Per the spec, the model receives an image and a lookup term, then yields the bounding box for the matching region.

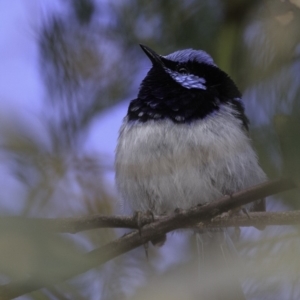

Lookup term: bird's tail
[195,230,246,300]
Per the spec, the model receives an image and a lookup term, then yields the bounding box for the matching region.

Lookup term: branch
[0,178,296,234]
[197,211,300,229]
[0,178,296,299]
[3,210,300,235]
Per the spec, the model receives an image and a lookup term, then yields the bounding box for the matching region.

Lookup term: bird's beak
[140,44,164,67]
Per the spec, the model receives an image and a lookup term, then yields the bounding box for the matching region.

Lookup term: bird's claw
[134,210,155,237]
[241,207,251,219]
[133,210,155,259]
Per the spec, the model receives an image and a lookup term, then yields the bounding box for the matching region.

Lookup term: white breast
[115,105,266,214]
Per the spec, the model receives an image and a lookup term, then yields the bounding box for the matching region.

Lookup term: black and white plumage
[115,45,266,299]
[116,45,265,213]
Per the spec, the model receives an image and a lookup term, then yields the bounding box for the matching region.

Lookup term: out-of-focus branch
[0,178,296,299]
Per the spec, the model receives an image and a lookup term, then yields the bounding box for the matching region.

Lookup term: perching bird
[115,45,266,299]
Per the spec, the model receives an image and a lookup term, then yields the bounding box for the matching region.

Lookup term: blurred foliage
[274,114,300,184]
[0,0,300,299]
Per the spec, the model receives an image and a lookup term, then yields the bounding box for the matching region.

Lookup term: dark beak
[139,44,164,67]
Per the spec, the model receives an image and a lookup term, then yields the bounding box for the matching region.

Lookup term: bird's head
[128,45,246,127]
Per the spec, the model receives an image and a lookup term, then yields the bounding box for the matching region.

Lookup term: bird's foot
[241,207,251,219]
[133,210,155,237]
[174,207,184,214]
[133,211,168,249]
[224,191,234,199]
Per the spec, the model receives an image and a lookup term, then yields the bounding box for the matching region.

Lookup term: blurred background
[0,0,300,299]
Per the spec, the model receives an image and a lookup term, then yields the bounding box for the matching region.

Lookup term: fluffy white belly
[115,108,266,214]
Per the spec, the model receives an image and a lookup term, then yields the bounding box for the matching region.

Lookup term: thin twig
[198,211,300,229]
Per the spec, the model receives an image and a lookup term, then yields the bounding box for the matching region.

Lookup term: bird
[115,44,267,299]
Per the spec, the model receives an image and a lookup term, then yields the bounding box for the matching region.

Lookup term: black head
[128,45,248,129]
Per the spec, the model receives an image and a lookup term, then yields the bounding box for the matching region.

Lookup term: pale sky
[0,0,126,213]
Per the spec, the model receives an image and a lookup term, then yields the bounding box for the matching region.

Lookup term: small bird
[115,45,266,299]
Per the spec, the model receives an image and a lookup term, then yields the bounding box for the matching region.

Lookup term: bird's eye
[178,67,188,74]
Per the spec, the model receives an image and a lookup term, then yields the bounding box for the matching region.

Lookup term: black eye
[177,67,188,74]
